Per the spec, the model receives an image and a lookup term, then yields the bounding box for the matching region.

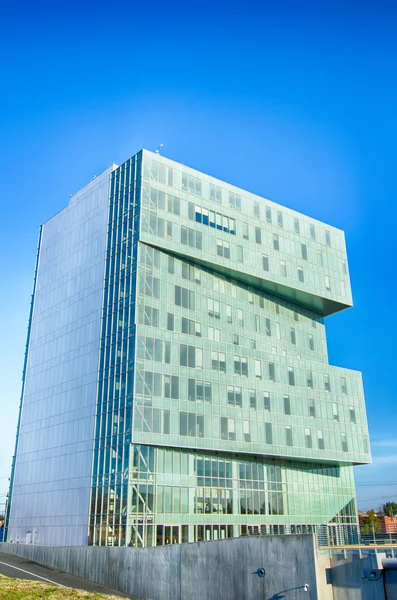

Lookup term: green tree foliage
[362,509,381,534]
[384,502,397,517]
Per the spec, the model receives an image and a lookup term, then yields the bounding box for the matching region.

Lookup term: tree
[384,502,397,517]
[362,509,381,534]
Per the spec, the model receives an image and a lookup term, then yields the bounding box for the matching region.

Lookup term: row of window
[146,188,180,215]
[140,244,323,326]
[178,167,334,247]
[189,203,236,235]
[135,369,356,419]
[135,407,350,452]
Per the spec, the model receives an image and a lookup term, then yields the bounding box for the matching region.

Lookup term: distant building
[6,150,371,547]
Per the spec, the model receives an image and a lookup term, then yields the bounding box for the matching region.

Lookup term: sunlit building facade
[6,150,370,547]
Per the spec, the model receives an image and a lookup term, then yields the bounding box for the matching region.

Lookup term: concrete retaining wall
[0,534,318,599]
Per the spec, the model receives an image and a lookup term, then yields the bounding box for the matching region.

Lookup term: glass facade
[6,149,370,548]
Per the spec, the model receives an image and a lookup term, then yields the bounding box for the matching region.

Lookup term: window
[226,305,232,323]
[325,230,331,246]
[254,359,261,379]
[310,224,316,240]
[182,262,199,282]
[265,318,271,336]
[317,430,325,450]
[301,244,307,260]
[332,403,339,422]
[221,417,236,441]
[284,395,291,415]
[265,422,273,444]
[263,255,269,271]
[181,226,202,249]
[307,371,313,389]
[243,421,251,442]
[227,386,242,407]
[324,374,331,392]
[288,367,295,386]
[197,380,212,402]
[182,173,202,196]
[264,392,271,411]
[308,335,314,351]
[305,428,312,449]
[229,192,241,211]
[341,377,347,395]
[266,206,272,223]
[342,260,348,275]
[175,285,195,310]
[298,267,304,283]
[280,260,287,277]
[243,223,249,240]
[208,326,221,341]
[349,406,356,424]
[249,390,257,409]
[237,245,244,262]
[269,362,276,382]
[138,305,159,327]
[182,317,201,337]
[325,275,331,291]
[198,210,234,234]
[212,351,226,372]
[285,426,293,446]
[137,337,171,363]
[168,256,175,274]
[273,234,279,251]
[308,398,315,418]
[233,333,239,345]
[277,211,283,227]
[180,344,200,368]
[140,274,160,298]
[208,298,220,319]
[180,412,204,437]
[167,194,180,215]
[164,375,179,399]
[217,240,230,258]
[254,201,260,218]
[294,218,300,234]
[341,433,348,452]
[167,313,174,331]
[290,328,296,345]
[210,183,222,203]
[234,355,248,376]
[255,227,262,244]
[317,251,323,267]
[238,308,244,327]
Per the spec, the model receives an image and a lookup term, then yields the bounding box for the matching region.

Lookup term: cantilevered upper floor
[133,150,352,316]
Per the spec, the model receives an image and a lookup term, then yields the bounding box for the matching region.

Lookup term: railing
[316,523,397,547]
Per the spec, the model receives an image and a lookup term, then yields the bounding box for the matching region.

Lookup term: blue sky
[0,0,396,511]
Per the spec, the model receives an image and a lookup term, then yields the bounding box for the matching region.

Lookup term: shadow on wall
[330,553,386,600]
[267,584,310,599]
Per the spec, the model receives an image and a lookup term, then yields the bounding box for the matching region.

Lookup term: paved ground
[0,552,138,598]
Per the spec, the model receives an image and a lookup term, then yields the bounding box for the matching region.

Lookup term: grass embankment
[0,577,124,600]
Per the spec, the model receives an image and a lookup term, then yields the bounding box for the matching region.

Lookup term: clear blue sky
[0,0,396,511]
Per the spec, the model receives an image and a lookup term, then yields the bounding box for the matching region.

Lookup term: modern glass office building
[5,150,370,547]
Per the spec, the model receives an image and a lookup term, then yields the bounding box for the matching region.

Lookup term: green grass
[0,577,125,599]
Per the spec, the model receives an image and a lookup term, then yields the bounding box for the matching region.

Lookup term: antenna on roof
[155,144,164,155]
